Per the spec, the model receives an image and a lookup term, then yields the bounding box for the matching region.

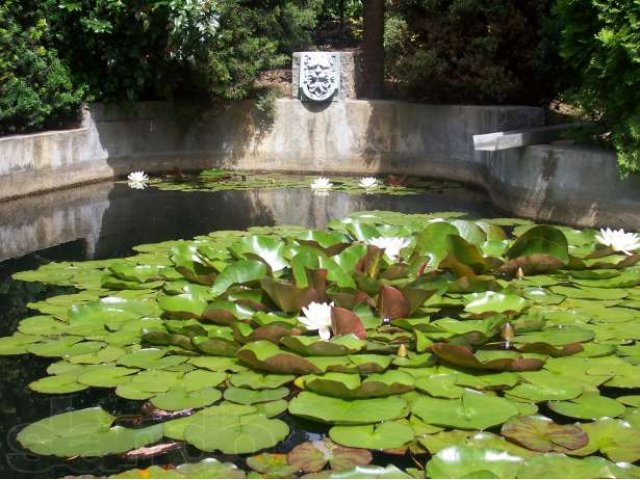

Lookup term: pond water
[3,175,640,479]
[0,178,499,478]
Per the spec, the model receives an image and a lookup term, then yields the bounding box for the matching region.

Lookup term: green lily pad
[516,453,640,479]
[77,366,141,388]
[512,325,595,346]
[288,391,409,425]
[548,393,626,420]
[506,371,585,402]
[329,421,414,450]
[111,458,246,479]
[184,413,289,454]
[503,225,569,274]
[17,407,163,457]
[287,438,372,473]
[304,371,414,399]
[426,446,524,479]
[223,386,289,405]
[229,372,294,389]
[211,259,269,297]
[572,418,640,462]
[151,387,222,411]
[246,453,298,478]
[500,415,588,452]
[281,335,365,356]
[0,333,43,355]
[158,294,207,319]
[415,374,464,399]
[464,292,528,317]
[29,373,89,394]
[411,389,519,430]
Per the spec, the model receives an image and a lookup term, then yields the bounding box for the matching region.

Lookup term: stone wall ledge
[0,100,636,229]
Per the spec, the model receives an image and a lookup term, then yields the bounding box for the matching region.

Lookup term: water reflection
[0,180,499,262]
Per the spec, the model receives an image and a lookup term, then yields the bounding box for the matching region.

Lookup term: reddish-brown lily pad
[431,343,544,372]
[377,286,410,320]
[331,307,367,339]
[501,415,589,452]
[287,438,372,473]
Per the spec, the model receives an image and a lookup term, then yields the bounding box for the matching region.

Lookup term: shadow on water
[0,179,500,477]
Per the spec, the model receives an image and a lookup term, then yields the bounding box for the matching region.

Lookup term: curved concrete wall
[0,99,637,228]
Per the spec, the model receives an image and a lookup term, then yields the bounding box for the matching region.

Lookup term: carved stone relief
[299,52,340,102]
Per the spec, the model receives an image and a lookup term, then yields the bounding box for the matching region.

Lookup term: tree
[361,0,385,98]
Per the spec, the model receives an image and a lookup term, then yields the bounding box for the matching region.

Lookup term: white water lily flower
[595,227,640,255]
[299,302,334,340]
[127,171,149,190]
[358,177,379,189]
[368,236,411,261]
[310,177,333,190]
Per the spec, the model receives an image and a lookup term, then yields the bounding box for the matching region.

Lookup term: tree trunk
[361,0,385,98]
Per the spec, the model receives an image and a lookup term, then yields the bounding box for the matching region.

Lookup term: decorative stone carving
[299,52,340,102]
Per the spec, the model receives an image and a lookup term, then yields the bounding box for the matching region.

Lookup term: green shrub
[0,1,85,135]
[48,0,320,102]
[556,0,640,174]
[385,0,561,105]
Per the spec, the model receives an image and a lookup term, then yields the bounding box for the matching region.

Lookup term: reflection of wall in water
[0,182,111,262]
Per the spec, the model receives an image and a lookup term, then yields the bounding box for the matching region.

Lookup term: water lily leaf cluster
[127,170,462,196]
[6,210,640,478]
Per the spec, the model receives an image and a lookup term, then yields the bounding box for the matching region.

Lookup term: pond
[1,173,640,479]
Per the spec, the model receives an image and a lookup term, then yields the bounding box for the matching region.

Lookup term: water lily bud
[502,322,515,349]
[516,267,525,279]
[397,344,408,357]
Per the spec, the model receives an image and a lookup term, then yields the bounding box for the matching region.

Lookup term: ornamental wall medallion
[299,52,340,102]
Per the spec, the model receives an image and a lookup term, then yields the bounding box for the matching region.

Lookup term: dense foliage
[50,0,321,101]
[0,1,85,135]
[384,0,562,105]
[555,0,640,174]
[1,0,321,134]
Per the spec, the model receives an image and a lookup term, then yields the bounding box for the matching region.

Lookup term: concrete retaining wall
[0,99,637,228]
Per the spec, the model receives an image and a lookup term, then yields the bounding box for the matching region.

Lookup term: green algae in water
[5,210,640,478]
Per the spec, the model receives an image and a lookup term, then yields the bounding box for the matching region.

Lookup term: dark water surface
[0,180,499,478]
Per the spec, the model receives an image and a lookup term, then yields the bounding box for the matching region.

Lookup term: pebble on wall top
[299,52,341,102]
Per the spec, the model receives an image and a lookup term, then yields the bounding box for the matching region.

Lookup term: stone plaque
[299,52,340,102]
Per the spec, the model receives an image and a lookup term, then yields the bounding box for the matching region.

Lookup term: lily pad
[223,386,289,405]
[17,407,163,457]
[237,341,321,374]
[426,446,524,479]
[548,393,625,420]
[288,391,409,425]
[29,373,89,394]
[229,371,294,389]
[246,453,298,478]
[281,335,365,357]
[183,413,289,454]
[329,421,414,450]
[151,387,222,411]
[411,389,519,430]
[464,292,528,317]
[287,438,373,473]
[516,453,640,479]
[500,415,588,452]
[304,371,415,399]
